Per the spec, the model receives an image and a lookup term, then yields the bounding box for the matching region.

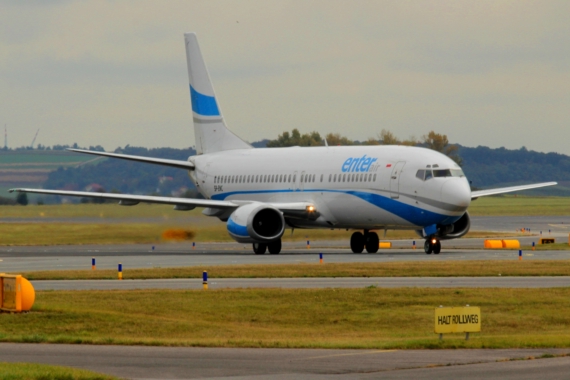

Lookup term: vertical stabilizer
[184,33,252,154]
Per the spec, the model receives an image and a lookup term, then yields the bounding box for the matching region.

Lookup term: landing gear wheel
[433,240,441,254]
[424,240,433,254]
[253,243,267,255]
[365,232,379,253]
[268,239,282,255]
[350,232,365,253]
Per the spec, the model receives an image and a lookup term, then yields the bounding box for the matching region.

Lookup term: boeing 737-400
[10,33,557,255]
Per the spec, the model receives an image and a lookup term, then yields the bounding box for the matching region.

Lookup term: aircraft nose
[441,179,471,210]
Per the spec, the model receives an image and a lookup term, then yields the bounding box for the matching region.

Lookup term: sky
[1,0,569,155]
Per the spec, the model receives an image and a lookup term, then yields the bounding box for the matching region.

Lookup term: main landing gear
[253,239,282,255]
[424,238,441,254]
[350,231,379,253]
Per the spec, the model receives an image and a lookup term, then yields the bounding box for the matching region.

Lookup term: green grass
[0,362,118,380]
[19,260,570,280]
[1,196,569,219]
[468,195,570,216]
[3,288,570,349]
[0,220,514,246]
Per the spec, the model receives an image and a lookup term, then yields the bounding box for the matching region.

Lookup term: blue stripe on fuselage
[190,85,220,116]
[212,189,461,227]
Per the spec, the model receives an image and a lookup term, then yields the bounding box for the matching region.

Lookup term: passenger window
[373,174,377,181]
[321,174,323,182]
[425,170,433,180]
[293,174,296,182]
[416,170,425,180]
[342,174,346,182]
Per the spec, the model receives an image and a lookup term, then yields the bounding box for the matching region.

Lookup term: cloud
[0,0,569,155]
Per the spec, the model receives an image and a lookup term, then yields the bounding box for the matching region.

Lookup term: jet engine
[226,203,285,243]
[436,211,471,240]
[416,212,471,240]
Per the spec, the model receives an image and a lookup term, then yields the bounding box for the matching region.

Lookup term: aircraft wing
[471,181,557,199]
[8,189,315,217]
[67,148,195,170]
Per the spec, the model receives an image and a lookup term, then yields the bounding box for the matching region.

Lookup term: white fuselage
[189,145,471,231]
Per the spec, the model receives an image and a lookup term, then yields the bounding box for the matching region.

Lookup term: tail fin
[184,33,251,155]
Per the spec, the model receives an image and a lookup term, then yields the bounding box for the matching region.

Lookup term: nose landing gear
[424,238,441,254]
[350,230,379,253]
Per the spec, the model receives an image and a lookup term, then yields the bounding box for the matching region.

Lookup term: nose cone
[441,179,471,210]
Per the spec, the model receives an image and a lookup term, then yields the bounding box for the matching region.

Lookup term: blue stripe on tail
[190,85,220,116]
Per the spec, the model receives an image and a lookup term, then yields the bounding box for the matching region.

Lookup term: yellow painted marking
[299,350,397,360]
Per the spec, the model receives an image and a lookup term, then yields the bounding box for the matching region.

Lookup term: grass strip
[20,260,570,280]
[2,196,570,218]
[0,362,118,380]
[0,222,517,246]
[3,288,570,349]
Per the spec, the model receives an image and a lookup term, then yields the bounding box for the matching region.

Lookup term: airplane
[10,33,557,255]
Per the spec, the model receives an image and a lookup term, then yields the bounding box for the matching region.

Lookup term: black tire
[268,240,282,255]
[350,232,365,253]
[433,240,441,254]
[365,232,379,253]
[424,240,433,254]
[253,243,267,255]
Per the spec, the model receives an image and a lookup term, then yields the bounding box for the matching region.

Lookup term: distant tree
[361,137,380,146]
[16,192,28,206]
[422,131,463,166]
[267,129,323,147]
[0,196,16,205]
[324,133,354,146]
[378,129,400,145]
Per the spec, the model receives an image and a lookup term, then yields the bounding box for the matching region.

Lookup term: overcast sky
[1,1,569,154]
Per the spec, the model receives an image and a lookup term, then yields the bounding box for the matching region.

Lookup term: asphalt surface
[1,239,569,272]
[0,343,569,380]
[31,276,570,291]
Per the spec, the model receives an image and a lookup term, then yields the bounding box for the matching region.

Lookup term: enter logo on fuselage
[341,155,380,173]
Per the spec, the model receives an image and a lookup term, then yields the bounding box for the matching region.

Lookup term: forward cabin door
[389,161,406,199]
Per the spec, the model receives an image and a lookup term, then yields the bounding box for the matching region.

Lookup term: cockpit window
[425,170,433,180]
[433,169,451,178]
[416,170,425,180]
[433,169,465,178]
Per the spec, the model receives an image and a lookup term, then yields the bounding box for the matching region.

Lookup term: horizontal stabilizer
[471,181,557,199]
[67,148,195,170]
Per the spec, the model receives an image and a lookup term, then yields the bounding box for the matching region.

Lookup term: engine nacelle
[416,212,471,240]
[227,203,285,243]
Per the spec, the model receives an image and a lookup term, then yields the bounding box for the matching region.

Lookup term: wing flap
[67,148,195,170]
[471,182,557,199]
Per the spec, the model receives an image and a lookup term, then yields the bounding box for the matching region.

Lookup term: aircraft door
[389,161,406,199]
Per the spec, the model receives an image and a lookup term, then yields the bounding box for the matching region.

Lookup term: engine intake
[227,203,285,243]
[437,211,470,240]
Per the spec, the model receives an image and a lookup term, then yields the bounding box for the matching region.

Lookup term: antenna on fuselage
[323,138,328,147]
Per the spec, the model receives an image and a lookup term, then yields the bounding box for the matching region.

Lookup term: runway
[31,276,570,291]
[0,343,568,379]
[0,239,569,273]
